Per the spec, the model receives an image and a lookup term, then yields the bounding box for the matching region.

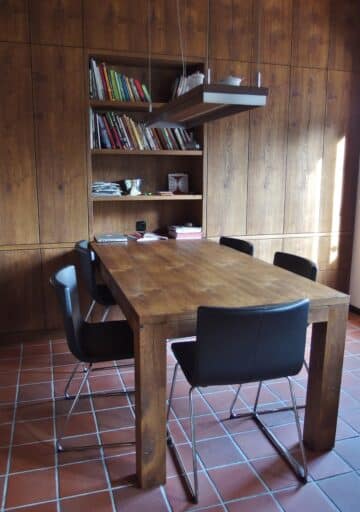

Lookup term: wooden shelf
[90,100,165,111]
[92,194,202,202]
[91,149,202,156]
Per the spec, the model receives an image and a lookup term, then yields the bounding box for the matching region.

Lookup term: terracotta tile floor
[1,313,360,511]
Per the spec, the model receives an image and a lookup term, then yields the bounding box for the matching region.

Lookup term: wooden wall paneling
[210,0,253,62]
[0,43,39,245]
[0,250,44,332]
[29,0,83,47]
[247,64,290,235]
[41,247,90,329]
[328,0,360,72]
[206,60,250,237]
[0,0,29,43]
[248,238,283,263]
[182,0,207,58]
[32,45,88,243]
[292,0,330,69]
[284,67,327,234]
[84,0,147,53]
[259,0,293,65]
[321,70,360,233]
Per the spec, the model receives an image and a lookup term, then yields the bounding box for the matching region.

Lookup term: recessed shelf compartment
[91,149,203,156]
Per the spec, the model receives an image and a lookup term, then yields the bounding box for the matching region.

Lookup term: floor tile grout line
[49,339,61,512]
[1,344,23,511]
[86,370,118,512]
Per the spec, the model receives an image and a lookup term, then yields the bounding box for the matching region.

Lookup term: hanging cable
[206,0,210,83]
[176,0,186,78]
[255,0,262,87]
[147,0,153,112]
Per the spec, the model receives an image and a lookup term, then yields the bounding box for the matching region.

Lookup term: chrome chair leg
[303,359,309,372]
[57,364,92,452]
[64,362,82,399]
[85,299,96,322]
[101,306,111,322]
[288,377,308,481]
[166,365,198,503]
[229,384,242,418]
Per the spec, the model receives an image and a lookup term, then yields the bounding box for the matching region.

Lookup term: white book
[90,58,104,100]
[169,225,202,233]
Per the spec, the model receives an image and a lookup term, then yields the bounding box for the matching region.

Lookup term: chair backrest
[219,236,254,256]
[194,299,309,387]
[273,252,317,281]
[75,240,98,299]
[50,265,86,361]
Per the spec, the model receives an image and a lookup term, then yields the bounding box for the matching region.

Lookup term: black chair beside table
[219,236,254,256]
[167,300,309,503]
[50,265,135,452]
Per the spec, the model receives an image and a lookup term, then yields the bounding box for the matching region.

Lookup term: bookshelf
[86,50,206,237]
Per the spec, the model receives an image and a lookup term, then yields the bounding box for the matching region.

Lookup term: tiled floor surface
[1,313,360,511]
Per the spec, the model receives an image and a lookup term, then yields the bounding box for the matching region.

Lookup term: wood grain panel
[84,0,147,52]
[152,0,207,58]
[247,64,290,234]
[206,60,250,237]
[321,70,360,233]
[0,250,44,332]
[30,0,83,46]
[292,0,330,68]
[260,0,292,65]
[32,45,88,243]
[0,43,39,245]
[248,238,283,263]
[0,0,29,43]
[210,0,253,62]
[284,67,327,234]
[328,0,360,72]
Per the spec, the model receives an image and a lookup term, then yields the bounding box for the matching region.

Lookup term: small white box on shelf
[168,173,189,194]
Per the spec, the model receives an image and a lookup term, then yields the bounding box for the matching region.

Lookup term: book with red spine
[106,112,122,148]
[134,79,146,101]
[102,114,116,148]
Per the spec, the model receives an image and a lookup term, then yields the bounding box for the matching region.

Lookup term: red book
[102,114,116,148]
[134,79,146,101]
[98,64,110,100]
[106,112,122,148]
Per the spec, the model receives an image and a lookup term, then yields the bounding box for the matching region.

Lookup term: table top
[93,239,349,325]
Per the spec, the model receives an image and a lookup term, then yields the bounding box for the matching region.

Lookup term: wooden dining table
[92,239,350,489]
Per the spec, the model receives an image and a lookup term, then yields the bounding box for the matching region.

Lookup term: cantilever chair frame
[50,265,135,453]
[167,301,309,503]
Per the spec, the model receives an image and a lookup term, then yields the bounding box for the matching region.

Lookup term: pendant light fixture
[147,0,268,129]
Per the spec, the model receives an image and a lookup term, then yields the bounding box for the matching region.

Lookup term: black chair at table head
[167,299,309,503]
[219,236,254,256]
[273,251,317,281]
[50,265,134,452]
[75,240,116,322]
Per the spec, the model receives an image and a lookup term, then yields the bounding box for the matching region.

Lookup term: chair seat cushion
[172,341,197,386]
[94,284,117,306]
[81,320,134,363]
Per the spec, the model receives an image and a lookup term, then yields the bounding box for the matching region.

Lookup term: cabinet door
[328,0,360,72]
[284,67,327,234]
[0,0,29,43]
[0,43,39,245]
[247,64,290,235]
[32,45,88,243]
[30,0,83,47]
[0,250,44,332]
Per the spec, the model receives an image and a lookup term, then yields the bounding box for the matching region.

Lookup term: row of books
[90,110,199,151]
[89,58,151,103]
[92,181,121,197]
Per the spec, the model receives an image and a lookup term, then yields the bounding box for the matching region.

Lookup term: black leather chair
[75,240,116,322]
[273,251,317,282]
[219,236,254,256]
[51,265,135,452]
[167,300,309,503]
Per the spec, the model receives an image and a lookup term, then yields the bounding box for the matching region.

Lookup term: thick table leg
[304,303,348,450]
[134,322,167,488]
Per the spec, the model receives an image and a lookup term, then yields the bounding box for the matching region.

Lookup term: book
[142,83,152,103]
[134,78,146,101]
[169,225,202,233]
[95,233,128,243]
[168,231,202,239]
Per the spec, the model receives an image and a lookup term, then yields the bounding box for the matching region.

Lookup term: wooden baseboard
[0,328,64,345]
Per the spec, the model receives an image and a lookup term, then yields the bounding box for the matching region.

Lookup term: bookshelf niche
[86,51,206,237]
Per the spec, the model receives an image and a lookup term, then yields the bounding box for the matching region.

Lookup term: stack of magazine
[168,225,202,239]
[92,182,121,197]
